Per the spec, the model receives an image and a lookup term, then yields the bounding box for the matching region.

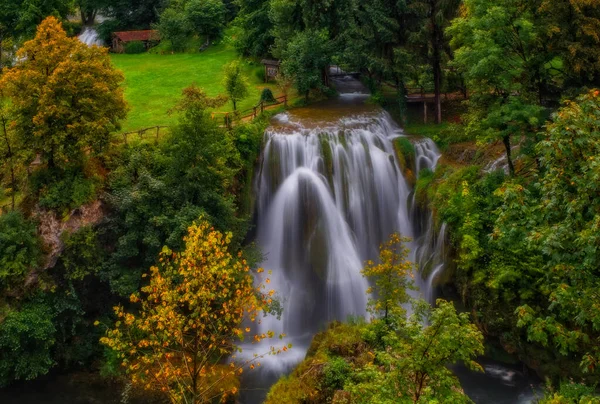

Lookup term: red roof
[113,30,159,42]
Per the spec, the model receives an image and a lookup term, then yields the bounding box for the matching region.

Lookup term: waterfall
[255,113,412,332]
[409,139,448,304]
[78,27,104,47]
[238,95,449,401]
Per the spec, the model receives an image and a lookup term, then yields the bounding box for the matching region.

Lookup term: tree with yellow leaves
[100,219,283,404]
[0,16,127,169]
[362,233,414,323]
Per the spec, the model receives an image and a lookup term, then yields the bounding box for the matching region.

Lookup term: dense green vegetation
[1,0,600,402]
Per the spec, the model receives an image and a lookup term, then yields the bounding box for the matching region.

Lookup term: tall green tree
[233,0,274,57]
[185,0,226,44]
[156,7,193,51]
[499,90,600,377]
[281,30,332,101]
[448,0,546,175]
[222,60,249,111]
[410,0,462,124]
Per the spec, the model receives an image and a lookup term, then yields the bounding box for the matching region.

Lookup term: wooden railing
[119,125,170,145]
[211,95,288,129]
[117,95,288,144]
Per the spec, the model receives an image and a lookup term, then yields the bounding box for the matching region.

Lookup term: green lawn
[111,43,278,132]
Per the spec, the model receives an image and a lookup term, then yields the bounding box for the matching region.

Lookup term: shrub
[260,88,276,104]
[0,212,42,290]
[30,167,100,213]
[322,357,351,392]
[0,301,56,387]
[124,41,146,54]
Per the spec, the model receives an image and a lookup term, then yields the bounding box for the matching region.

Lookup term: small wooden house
[112,30,159,53]
[261,59,281,82]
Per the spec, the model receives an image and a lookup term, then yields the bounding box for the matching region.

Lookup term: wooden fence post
[260,101,264,114]
[156,126,160,142]
[424,102,428,124]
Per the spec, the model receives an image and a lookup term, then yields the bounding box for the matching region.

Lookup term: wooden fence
[119,125,170,145]
[118,95,288,144]
[211,95,288,129]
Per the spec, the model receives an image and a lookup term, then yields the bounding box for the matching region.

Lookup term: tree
[500,90,600,377]
[156,7,193,51]
[185,0,226,44]
[0,212,42,292]
[448,0,546,175]
[102,86,242,297]
[222,61,249,111]
[536,0,600,89]
[347,300,484,403]
[281,30,332,101]
[101,219,281,403]
[233,0,274,57]
[100,0,166,29]
[0,300,56,387]
[0,96,22,210]
[362,233,414,323]
[409,0,462,124]
[77,0,106,25]
[0,17,128,169]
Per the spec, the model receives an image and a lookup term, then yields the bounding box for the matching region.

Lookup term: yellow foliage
[0,17,128,168]
[101,219,273,403]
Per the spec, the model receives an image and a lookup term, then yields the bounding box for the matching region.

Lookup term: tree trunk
[430,0,443,124]
[233,99,237,111]
[503,135,515,176]
[1,115,16,210]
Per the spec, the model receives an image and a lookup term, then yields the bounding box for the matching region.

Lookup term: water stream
[239,78,540,402]
[78,27,104,47]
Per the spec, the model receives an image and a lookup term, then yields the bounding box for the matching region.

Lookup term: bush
[30,167,101,213]
[0,301,56,387]
[124,41,146,54]
[0,212,42,291]
[260,88,276,104]
[322,357,351,392]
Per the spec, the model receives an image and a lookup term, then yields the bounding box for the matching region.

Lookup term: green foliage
[448,0,547,174]
[539,380,600,404]
[394,137,416,174]
[281,30,333,100]
[0,300,56,387]
[60,227,102,281]
[185,0,226,42]
[156,7,193,52]
[260,87,277,104]
[347,300,484,404]
[102,87,245,297]
[322,357,351,393]
[222,60,250,110]
[124,40,146,54]
[233,0,274,57]
[362,233,414,323]
[0,212,41,291]
[503,91,600,375]
[30,166,101,213]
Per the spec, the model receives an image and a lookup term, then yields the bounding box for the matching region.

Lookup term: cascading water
[254,110,412,334]
[238,88,451,401]
[78,27,104,47]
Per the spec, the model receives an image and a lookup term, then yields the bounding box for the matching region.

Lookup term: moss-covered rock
[265,322,367,404]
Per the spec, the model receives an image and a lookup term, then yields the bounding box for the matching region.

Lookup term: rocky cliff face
[35,200,104,271]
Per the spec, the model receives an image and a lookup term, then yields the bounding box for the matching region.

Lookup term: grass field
[110,42,279,132]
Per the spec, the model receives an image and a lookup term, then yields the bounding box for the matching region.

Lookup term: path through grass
[111,43,278,132]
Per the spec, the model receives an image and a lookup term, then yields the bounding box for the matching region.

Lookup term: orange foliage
[101,219,281,403]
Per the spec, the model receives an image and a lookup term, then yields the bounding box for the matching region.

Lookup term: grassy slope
[111,43,278,132]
